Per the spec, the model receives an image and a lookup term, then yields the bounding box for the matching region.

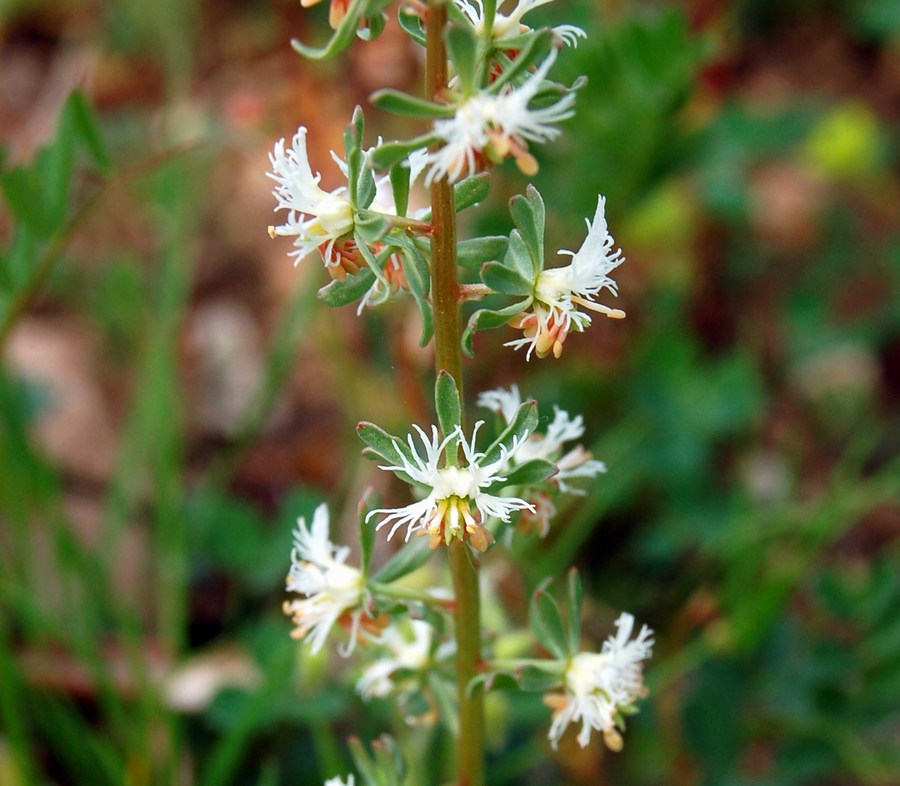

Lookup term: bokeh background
[1,0,899,784]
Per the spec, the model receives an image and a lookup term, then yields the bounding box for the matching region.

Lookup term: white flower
[324,776,354,786]
[282,504,365,655]
[455,0,586,47]
[366,422,534,551]
[356,619,434,700]
[507,195,625,360]
[425,52,575,185]
[478,386,606,494]
[268,127,354,270]
[546,613,653,750]
[476,384,523,424]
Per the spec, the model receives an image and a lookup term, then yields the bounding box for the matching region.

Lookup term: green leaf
[317,268,375,307]
[370,89,455,119]
[344,107,365,204]
[357,165,376,210]
[428,672,459,736]
[354,230,389,285]
[435,370,462,438]
[369,133,439,170]
[457,236,508,268]
[567,568,583,654]
[517,664,565,692]
[358,9,387,41]
[358,489,378,576]
[502,229,537,280]
[68,90,110,172]
[291,0,367,60]
[371,538,433,584]
[453,172,491,212]
[357,420,408,465]
[489,29,554,93]
[418,172,492,221]
[1,166,52,232]
[509,184,545,272]
[495,458,557,488]
[480,260,533,296]
[530,580,568,659]
[446,24,478,94]
[461,297,531,357]
[389,160,411,217]
[398,8,426,45]
[45,107,78,228]
[355,213,390,243]
[391,235,433,346]
[481,399,538,467]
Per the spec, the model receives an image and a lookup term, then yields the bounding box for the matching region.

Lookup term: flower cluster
[507,196,625,360]
[282,504,366,655]
[366,422,534,552]
[478,384,606,536]
[424,52,576,185]
[546,613,654,750]
[267,127,355,272]
[454,0,586,47]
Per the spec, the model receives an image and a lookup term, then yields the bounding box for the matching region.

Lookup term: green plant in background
[270,0,654,782]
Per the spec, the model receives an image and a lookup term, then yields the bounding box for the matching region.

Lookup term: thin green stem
[426,2,485,784]
[368,581,454,611]
[487,658,565,673]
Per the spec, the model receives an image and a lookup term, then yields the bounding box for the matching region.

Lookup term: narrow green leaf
[461,297,531,357]
[291,0,366,60]
[453,172,490,212]
[489,29,553,93]
[357,421,407,465]
[435,370,462,438]
[358,489,378,576]
[68,90,110,172]
[389,160,411,217]
[357,164,376,209]
[517,664,564,692]
[446,24,478,94]
[370,89,455,119]
[509,184,545,273]
[398,9,426,45]
[428,672,459,736]
[567,568,583,654]
[457,236,508,268]
[45,103,77,227]
[1,166,52,232]
[502,229,537,280]
[492,458,557,489]
[482,399,538,464]
[317,268,375,307]
[480,260,533,296]
[343,110,365,204]
[391,236,433,346]
[354,230,389,285]
[369,133,439,170]
[530,581,568,659]
[371,538,432,584]
[481,399,538,467]
[355,214,390,244]
[348,737,380,785]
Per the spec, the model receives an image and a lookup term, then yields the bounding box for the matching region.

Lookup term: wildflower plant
[271,0,653,782]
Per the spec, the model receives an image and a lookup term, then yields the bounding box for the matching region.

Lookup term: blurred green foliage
[1,0,899,784]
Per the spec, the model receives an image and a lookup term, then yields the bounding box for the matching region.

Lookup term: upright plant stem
[426,3,485,784]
